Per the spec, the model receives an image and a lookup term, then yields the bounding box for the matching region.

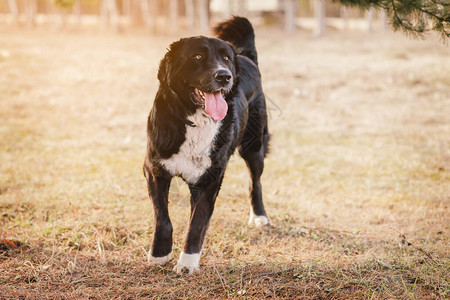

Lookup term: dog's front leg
[173,176,223,275]
[145,171,173,265]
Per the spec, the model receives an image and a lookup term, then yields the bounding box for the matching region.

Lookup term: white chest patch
[160,110,221,184]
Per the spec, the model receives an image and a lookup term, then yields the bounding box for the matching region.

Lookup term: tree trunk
[197,0,209,34]
[123,0,132,25]
[185,0,194,33]
[314,0,326,37]
[366,5,375,33]
[73,0,82,26]
[110,0,120,31]
[380,9,388,32]
[141,0,156,31]
[25,0,38,28]
[100,0,107,28]
[284,0,296,33]
[101,0,120,31]
[341,6,349,30]
[237,0,247,16]
[224,0,232,17]
[7,0,19,24]
[59,8,68,30]
[169,0,178,34]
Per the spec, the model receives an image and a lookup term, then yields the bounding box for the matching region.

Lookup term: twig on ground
[247,267,296,279]
[390,228,439,265]
[207,256,229,294]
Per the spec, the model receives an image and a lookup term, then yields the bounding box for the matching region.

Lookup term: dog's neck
[154,86,197,127]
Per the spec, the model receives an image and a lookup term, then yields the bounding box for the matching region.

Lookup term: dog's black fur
[143,17,270,274]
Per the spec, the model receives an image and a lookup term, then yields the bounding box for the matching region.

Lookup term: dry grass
[0,26,449,299]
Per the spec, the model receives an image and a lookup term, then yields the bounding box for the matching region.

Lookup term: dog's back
[215,17,269,157]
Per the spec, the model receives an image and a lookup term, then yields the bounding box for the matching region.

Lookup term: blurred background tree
[0,0,448,40]
[334,0,449,39]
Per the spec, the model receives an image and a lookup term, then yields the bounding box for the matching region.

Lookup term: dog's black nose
[215,70,232,85]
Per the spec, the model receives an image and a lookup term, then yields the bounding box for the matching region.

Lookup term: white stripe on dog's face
[173,252,201,275]
[160,109,221,184]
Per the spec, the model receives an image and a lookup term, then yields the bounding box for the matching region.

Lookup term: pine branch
[332,0,450,41]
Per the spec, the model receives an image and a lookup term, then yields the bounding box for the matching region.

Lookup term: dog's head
[158,36,236,121]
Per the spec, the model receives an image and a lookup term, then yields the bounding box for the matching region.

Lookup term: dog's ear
[157,39,186,87]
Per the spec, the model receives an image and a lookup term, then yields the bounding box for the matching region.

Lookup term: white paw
[173,252,201,275]
[148,252,172,266]
[248,210,270,227]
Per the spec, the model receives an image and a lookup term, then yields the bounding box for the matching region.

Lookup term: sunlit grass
[0,29,449,298]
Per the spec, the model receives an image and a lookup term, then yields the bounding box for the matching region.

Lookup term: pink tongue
[204,92,228,121]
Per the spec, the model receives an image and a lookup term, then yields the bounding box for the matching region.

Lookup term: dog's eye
[224,55,230,61]
[194,54,202,60]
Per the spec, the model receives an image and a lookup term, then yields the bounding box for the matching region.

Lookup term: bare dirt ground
[0,26,449,298]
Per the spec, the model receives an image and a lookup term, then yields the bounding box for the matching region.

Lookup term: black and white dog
[143,17,270,274]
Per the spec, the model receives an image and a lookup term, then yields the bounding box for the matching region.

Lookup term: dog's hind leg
[144,168,173,265]
[241,146,270,227]
[239,107,270,228]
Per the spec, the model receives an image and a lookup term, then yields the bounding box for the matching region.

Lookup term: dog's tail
[213,16,258,65]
